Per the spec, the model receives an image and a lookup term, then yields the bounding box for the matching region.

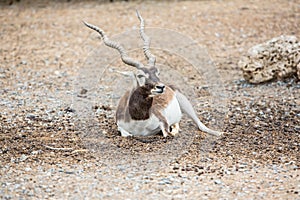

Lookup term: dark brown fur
[128,84,154,120]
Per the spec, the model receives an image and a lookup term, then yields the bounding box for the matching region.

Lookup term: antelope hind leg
[169,123,180,136]
[175,91,223,137]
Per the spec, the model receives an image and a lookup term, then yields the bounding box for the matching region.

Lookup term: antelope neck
[129,86,153,120]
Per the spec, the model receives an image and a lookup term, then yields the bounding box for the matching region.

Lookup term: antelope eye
[137,74,145,78]
[155,70,160,76]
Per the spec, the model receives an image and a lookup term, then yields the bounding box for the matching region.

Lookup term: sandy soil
[0,0,299,199]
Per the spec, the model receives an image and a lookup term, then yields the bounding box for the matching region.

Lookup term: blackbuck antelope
[84,11,223,137]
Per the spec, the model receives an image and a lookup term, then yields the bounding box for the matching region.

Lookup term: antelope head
[83,11,165,96]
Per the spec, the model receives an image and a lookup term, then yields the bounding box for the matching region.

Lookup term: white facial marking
[135,71,146,86]
[155,68,160,77]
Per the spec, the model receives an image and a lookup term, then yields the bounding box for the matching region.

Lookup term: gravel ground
[0,0,299,199]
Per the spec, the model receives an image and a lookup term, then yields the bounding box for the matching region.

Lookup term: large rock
[239,35,300,83]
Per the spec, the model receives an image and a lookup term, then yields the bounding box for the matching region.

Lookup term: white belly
[118,114,161,136]
[117,96,182,136]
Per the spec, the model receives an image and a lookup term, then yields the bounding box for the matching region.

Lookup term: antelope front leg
[152,109,172,137]
[159,122,170,137]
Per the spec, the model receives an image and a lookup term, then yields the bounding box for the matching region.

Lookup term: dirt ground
[0,0,299,199]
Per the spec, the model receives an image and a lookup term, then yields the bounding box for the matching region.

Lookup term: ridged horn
[84,21,144,69]
[136,10,156,68]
